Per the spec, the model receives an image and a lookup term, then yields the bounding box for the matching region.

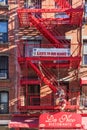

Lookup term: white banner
[33,48,70,57]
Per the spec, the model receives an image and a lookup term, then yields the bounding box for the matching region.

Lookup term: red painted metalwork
[54,0,71,8]
[20,79,41,85]
[18,104,79,111]
[28,14,63,48]
[17,0,83,111]
[28,62,57,93]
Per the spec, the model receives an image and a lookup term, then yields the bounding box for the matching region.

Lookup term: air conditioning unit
[0,73,7,79]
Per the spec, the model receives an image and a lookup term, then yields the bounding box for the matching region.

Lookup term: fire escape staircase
[28,61,58,93]
[17,0,83,110]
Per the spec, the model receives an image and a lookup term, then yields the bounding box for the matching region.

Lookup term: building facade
[0,0,87,130]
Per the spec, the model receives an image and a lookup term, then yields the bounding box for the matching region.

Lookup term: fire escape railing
[17,0,83,110]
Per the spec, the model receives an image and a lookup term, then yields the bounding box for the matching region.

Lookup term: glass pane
[1,92,8,102]
[0,0,4,2]
[55,12,69,18]
[0,0,7,3]
[25,40,40,56]
[25,45,33,56]
[83,55,87,65]
[0,56,8,69]
[83,43,87,54]
[85,6,87,12]
[0,22,7,33]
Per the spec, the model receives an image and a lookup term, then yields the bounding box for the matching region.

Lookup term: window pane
[0,56,8,79]
[0,91,9,114]
[0,0,7,4]
[85,6,87,13]
[0,56,8,69]
[83,55,87,65]
[55,12,69,18]
[1,92,8,102]
[0,21,8,43]
[25,40,41,56]
[0,22,7,33]
[83,44,87,54]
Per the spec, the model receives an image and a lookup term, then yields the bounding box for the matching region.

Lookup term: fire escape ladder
[39,63,58,88]
[53,0,83,26]
[48,26,70,46]
[28,14,63,48]
[54,0,71,9]
[28,61,57,93]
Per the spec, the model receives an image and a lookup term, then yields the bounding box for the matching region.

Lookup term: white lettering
[33,48,70,57]
[59,114,76,123]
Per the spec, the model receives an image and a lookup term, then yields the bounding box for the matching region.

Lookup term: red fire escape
[17,0,83,112]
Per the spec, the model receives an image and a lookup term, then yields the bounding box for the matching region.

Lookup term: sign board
[33,48,70,57]
[39,112,82,129]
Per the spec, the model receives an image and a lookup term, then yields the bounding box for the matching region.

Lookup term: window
[0,91,9,114]
[24,40,41,57]
[55,12,70,19]
[0,56,8,79]
[55,3,70,19]
[0,0,7,5]
[27,85,40,106]
[83,41,87,65]
[80,85,87,107]
[24,0,41,8]
[24,0,41,17]
[85,0,87,18]
[0,21,8,43]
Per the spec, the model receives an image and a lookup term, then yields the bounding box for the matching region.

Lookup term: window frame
[0,56,9,79]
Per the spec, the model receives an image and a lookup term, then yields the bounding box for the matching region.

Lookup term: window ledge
[0,5,9,9]
[0,79,11,82]
[0,43,9,47]
[80,65,87,68]
[0,113,11,116]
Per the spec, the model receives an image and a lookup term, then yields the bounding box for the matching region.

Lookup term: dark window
[0,21,8,43]
[85,0,87,17]
[83,41,87,65]
[27,85,40,106]
[0,56,8,79]
[0,91,9,114]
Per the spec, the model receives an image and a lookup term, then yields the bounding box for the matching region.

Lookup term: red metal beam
[39,63,70,68]
[18,105,60,110]
[28,14,63,48]
[17,8,83,13]
[20,79,41,85]
[18,56,81,62]
[18,105,79,110]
